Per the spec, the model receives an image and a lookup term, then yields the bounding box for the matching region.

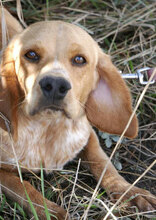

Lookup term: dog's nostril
[59,86,66,94]
[44,83,53,91]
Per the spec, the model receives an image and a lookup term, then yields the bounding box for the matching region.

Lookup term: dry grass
[0,0,156,219]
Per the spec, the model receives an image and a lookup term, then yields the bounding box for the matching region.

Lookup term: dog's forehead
[23,21,93,40]
[20,21,97,52]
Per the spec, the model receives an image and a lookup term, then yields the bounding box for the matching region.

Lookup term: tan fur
[0,8,155,219]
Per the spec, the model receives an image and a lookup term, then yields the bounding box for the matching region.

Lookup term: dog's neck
[1,109,91,173]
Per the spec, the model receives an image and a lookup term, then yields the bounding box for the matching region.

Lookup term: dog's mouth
[29,103,70,118]
[46,104,64,112]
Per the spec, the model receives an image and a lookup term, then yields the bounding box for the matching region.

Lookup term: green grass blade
[16,203,27,219]
[23,185,39,220]
[13,202,17,220]
[40,163,51,220]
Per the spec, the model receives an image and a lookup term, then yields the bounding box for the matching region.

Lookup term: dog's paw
[36,199,69,220]
[109,184,156,212]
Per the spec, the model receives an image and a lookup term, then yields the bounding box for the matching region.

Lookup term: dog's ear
[0,43,24,138]
[0,7,24,138]
[85,50,138,138]
[0,7,23,49]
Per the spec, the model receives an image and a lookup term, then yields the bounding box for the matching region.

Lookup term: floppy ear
[85,51,138,138]
[0,43,24,138]
[0,7,23,49]
[0,8,24,138]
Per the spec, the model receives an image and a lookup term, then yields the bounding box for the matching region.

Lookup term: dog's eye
[24,51,40,62]
[72,55,86,66]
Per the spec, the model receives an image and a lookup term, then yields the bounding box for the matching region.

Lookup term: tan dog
[0,8,155,219]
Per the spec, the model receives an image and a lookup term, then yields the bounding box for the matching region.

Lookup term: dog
[0,7,155,219]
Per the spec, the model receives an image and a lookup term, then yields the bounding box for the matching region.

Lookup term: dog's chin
[29,105,71,119]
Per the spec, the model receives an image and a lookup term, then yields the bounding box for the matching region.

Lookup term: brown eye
[24,51,40,63]
[72,55,87,66]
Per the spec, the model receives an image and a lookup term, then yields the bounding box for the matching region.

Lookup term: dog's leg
[0,169,67,219]
[81,130,156,212]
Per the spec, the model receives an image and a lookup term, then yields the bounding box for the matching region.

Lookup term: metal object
[121,67,155,85]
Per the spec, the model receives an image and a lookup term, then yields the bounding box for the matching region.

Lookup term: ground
[0,0,156,219]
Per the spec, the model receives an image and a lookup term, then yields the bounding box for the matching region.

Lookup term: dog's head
[0,19,138,138]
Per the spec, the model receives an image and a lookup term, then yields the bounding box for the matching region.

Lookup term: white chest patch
[2,112,91,173]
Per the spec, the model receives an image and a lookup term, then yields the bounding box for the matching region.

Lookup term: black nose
[39,76,71,100]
